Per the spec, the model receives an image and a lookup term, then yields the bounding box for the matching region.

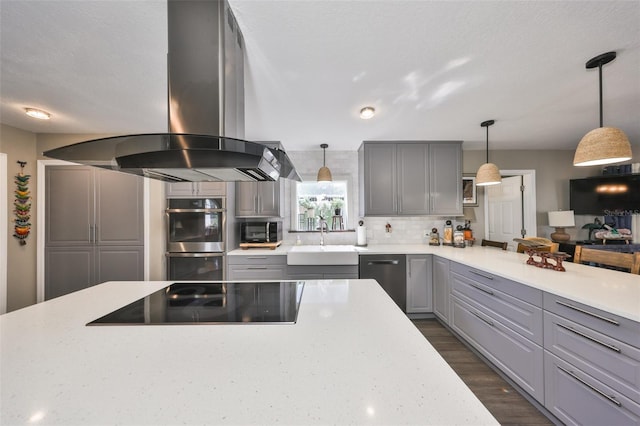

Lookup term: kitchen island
[0,279,499,425]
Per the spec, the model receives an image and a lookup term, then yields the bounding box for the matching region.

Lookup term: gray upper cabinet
[235,181,283,217]
[359,141,462,216]
[361,143,397,215]
[166,181,226,198]
[429,143,462,215]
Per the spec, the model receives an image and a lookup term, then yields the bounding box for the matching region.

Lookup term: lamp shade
[463,207,477,222]
[317,166,332,181]
[573,127,632,166]
[476,163,501,186]
[317,143,332,182]
[548,210,575,227]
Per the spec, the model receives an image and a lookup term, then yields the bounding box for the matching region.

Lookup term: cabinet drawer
[451,271,543,345]
[544,351,640,426]
[227,265,286,281]
[227,255,287,266]
[544,311,640,404]
[450,262,542,307]
[450,295,544,403]
[544,293,640,349]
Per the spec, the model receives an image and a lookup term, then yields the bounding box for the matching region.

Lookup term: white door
[487,175,523,251]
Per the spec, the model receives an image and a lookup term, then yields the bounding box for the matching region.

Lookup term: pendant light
[317,143,332,181]
[476,120,501,186]
[574,51,632,167]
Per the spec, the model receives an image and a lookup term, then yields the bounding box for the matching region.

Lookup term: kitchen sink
[287,245,359,265]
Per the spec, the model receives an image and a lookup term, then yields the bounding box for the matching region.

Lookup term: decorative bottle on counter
[443,220,453,246]
[454,229,465,248]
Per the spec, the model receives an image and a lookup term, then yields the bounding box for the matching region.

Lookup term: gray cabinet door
[406,255,433,313]
[235,181,282,217]
[397,144,429,215]
[45,166,144,300]
[166,182,226,197]
[362,143,397,215]
[95,169,144,245]
[45,247,93,299]
[257,181,281,217]
[429,143,462,215]
[433,256,450,322]
[95,246,145,283]
[165,182,195,197]
[46,166,94,246]
[235,181,258,216]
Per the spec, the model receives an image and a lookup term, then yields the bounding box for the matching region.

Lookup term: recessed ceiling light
[25,108,51,120]
[359,106,375,119]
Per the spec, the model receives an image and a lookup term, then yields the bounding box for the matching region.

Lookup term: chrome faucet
[319,216,329,246]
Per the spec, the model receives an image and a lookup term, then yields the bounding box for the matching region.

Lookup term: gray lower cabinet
[544,351,640,425]
[287,265,358,280]
[406,255,432,313]
[166,181,226,197]
[449,262,544,403]
[432,256,450,322]
[543,293,640,424]
[226,255,287,281]
[235,181,282,217]
[45,166,144,300]
[358,141,462,216]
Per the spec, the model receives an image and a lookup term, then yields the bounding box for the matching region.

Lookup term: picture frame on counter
[462,175,478,206]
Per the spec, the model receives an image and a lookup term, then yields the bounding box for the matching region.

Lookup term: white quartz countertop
[229,244,640,322]
[0,279,498,426]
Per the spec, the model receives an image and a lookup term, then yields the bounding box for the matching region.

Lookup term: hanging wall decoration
[13,161,31,245]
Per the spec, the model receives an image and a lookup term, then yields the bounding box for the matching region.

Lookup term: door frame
[0,153,7,314]
[484,169,537,245]
[37,160,150,303]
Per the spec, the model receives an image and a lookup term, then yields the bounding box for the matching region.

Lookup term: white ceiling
[1,0,639,153]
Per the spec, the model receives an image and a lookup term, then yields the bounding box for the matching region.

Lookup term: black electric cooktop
[87,281,304,325]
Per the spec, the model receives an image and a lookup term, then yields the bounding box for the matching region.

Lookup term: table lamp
[548,210,575,243]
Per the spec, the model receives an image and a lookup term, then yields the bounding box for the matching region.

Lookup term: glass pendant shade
[317,144,332,181]
[574,51,633,167]
[476,163,502,186]
[574,127,632,166]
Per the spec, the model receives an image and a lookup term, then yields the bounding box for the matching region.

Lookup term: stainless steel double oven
[166,198,226,280]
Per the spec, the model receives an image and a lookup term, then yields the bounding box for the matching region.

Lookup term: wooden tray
[239,241,282,250]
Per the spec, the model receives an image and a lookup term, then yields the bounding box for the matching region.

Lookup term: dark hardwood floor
[412,319,554,426]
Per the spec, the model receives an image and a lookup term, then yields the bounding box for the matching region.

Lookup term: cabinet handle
[247,256,267,260]
[469,270,494,280]
[471,310,494,327]
[468,282,494,296]
[367,260,399,265]
[555,300,620,326]
[557,323,621,353]
[247,266,267,270]
[557,365,622,407]
[94,225,98,243]
[89,224,93,243]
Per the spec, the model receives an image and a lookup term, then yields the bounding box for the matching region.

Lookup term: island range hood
[44,0,300,182]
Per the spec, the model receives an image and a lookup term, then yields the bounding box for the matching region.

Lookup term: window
[294,180,348,231]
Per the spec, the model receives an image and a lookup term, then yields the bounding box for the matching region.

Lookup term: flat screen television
[570,174,640,215]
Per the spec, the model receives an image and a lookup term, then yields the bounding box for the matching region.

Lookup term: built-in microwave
[240,222,282,243]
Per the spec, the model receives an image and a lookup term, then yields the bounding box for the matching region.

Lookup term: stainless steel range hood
[44,0,300,182]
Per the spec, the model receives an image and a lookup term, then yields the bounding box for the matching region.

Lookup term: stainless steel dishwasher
[359,254,406,311]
